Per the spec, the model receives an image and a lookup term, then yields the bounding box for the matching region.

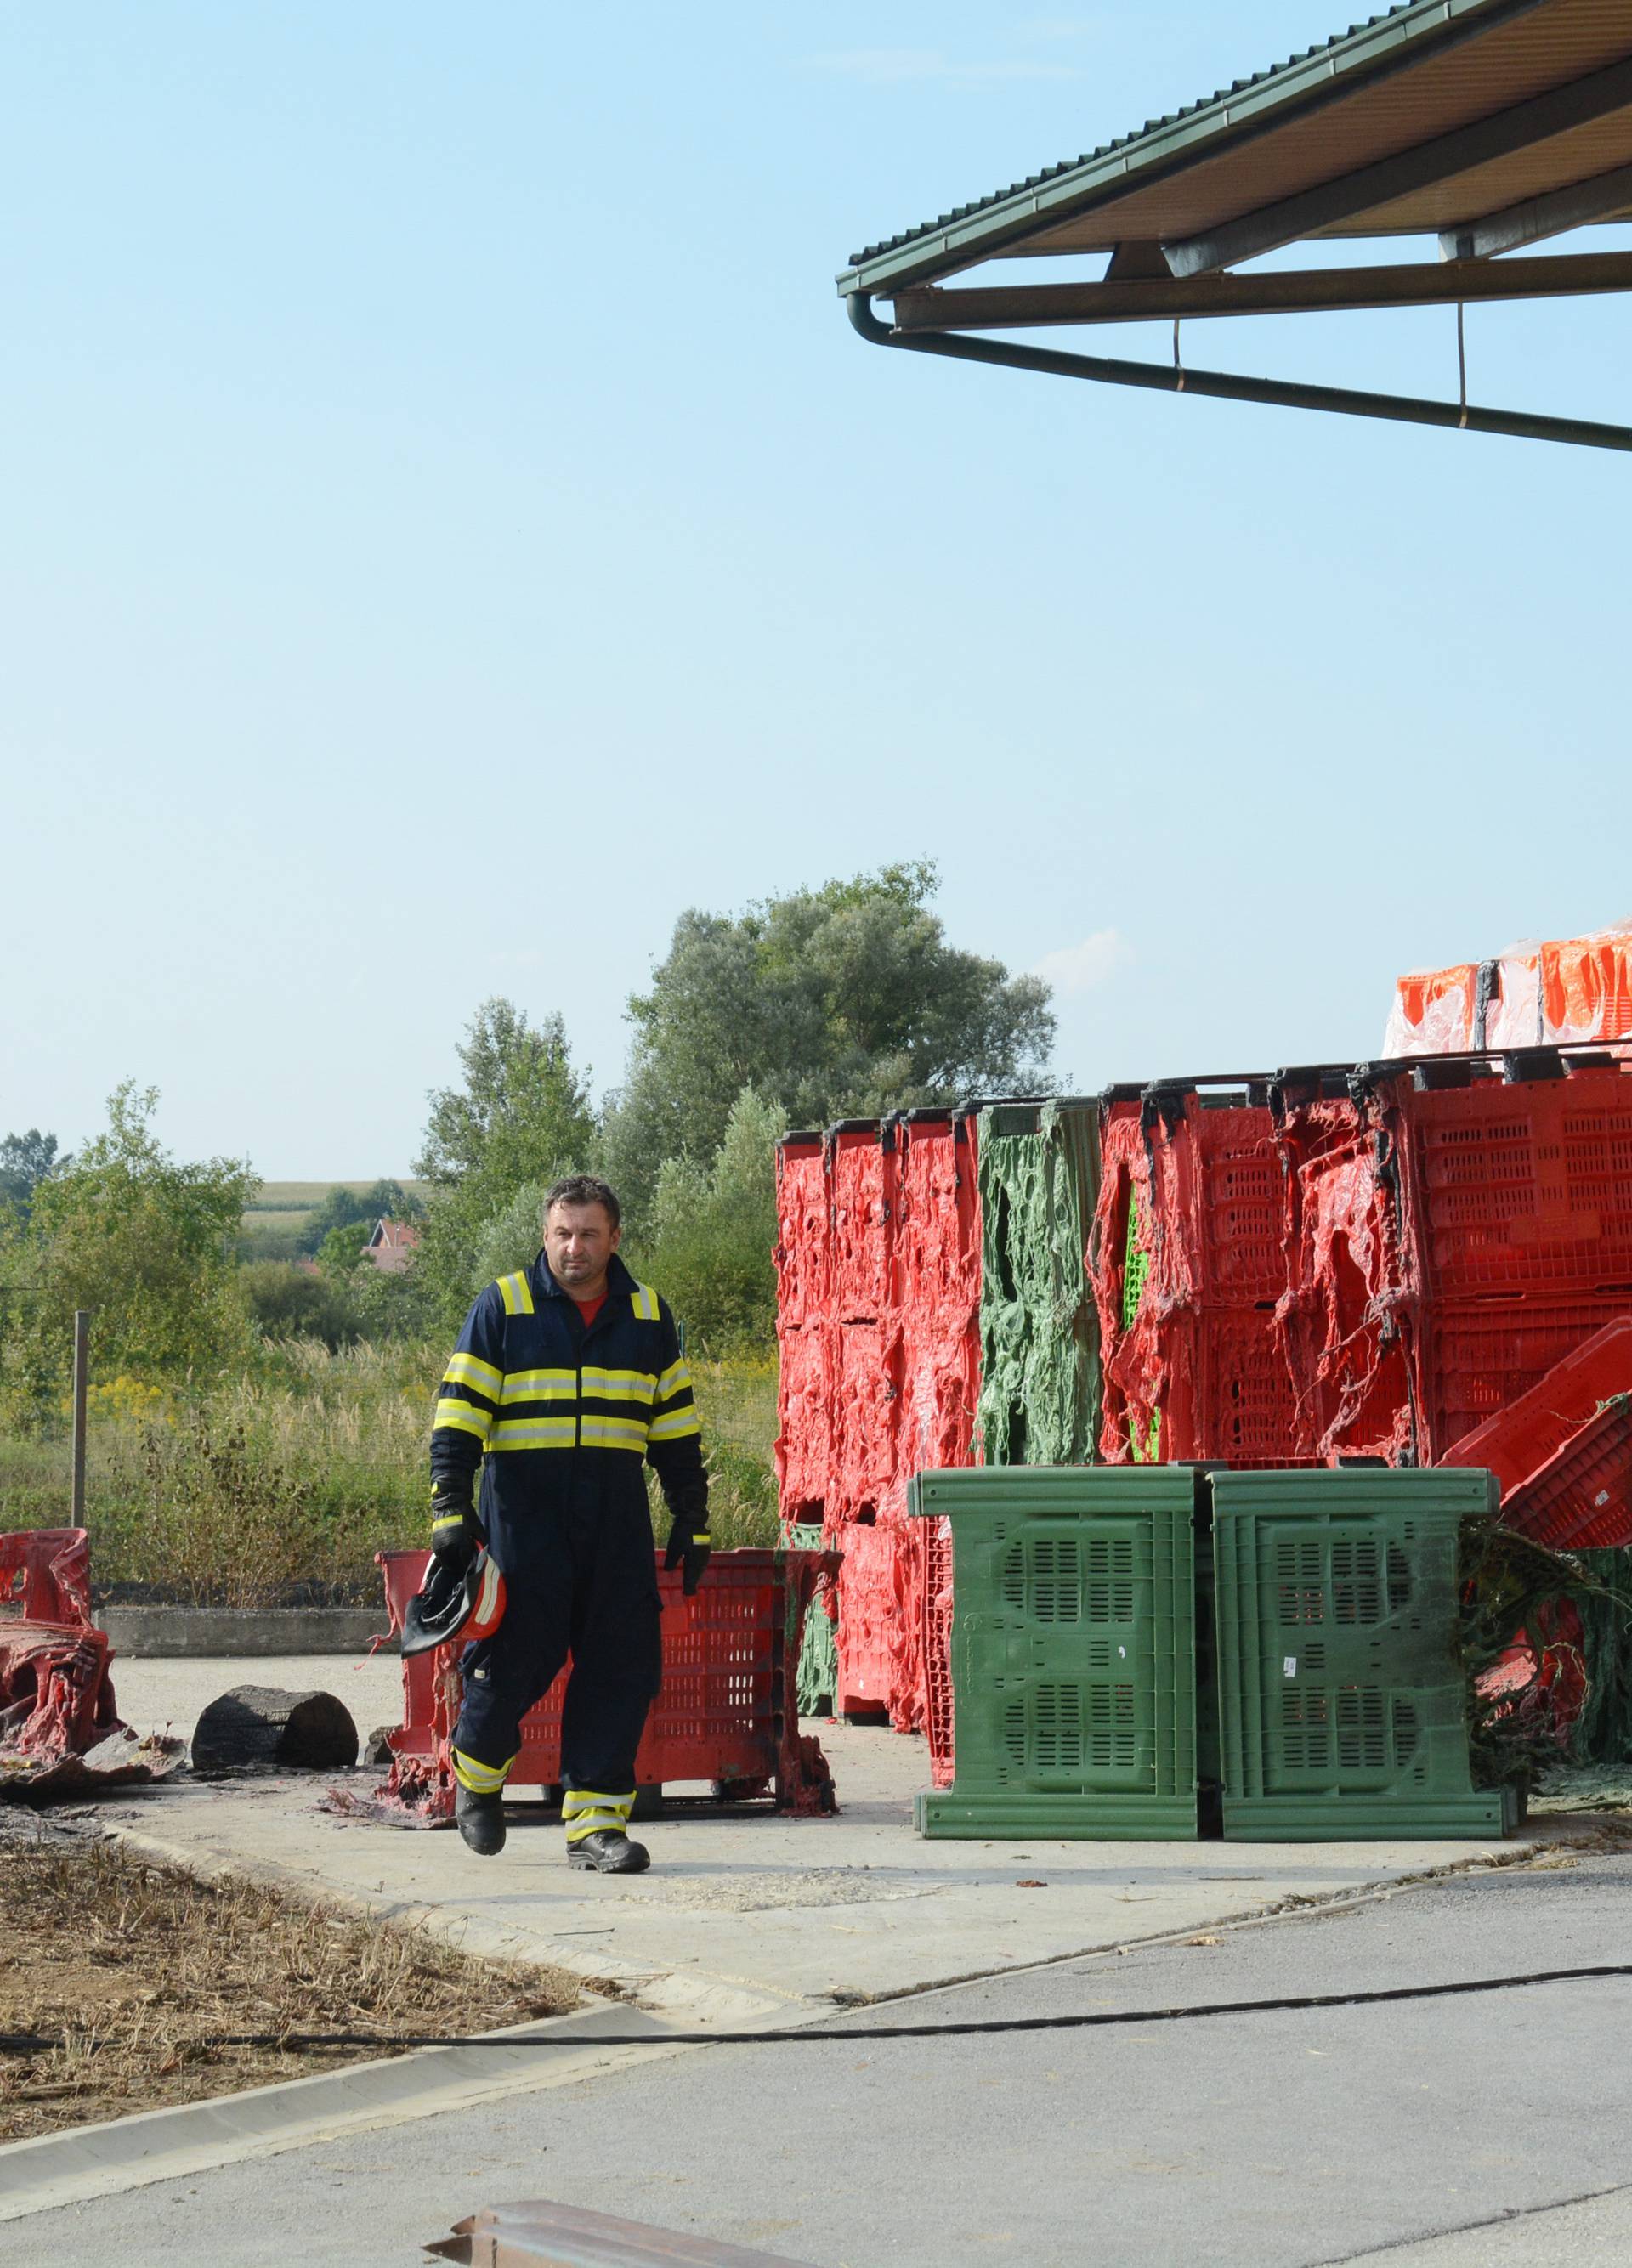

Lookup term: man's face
[544,1200,620,1288]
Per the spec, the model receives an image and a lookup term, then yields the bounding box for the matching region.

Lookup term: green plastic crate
[910,1467,1198,1839]
[787,1523,836,1717]
[1212,1469,1506,1840]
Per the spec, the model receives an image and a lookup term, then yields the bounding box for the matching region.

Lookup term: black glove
[429,1487,480,1577]
[664,1502,712,1597]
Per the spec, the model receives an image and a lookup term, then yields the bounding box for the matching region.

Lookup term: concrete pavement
[9,1850,1629,2266]
[98,1654,1549,2020]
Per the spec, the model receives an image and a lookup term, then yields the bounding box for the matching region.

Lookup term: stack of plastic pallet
[1090,1081,1305,1468]
[912,1464,1510,1841]
[772,1112,982,1734]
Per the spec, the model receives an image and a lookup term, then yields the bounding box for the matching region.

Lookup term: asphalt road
[8,1851,1631,2268]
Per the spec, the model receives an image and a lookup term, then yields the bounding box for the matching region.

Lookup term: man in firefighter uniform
[428,1174,710,1869]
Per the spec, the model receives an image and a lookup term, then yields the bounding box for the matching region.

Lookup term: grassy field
[0,1346,779,1606]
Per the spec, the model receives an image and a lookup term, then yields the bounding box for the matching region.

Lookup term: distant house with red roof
[364,1217,421,1273]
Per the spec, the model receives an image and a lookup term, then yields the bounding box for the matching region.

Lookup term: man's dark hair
[543,1174,620,1231]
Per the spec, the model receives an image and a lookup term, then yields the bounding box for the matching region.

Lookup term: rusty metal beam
[1439,157,1632,257]
[892,250,1632,330]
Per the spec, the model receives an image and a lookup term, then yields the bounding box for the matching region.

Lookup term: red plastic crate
[1437,1319,1632,1493]
[774,1134,829,1330]
[1394,1063,1632,1301]
[1413,1299,1631,1463]
[379,1548,787,1794]
[1499,1397,1632,1552]
[921,1514,955,1787]
[832,1518,898,1718]
[774,1319,833,1524]
[829,1123,894,1322]
[1100,1304,1307,1468]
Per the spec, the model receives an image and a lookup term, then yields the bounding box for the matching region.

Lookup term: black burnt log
[190,1686,359,1774]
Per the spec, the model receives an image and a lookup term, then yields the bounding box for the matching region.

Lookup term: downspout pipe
[845,289,1632,454]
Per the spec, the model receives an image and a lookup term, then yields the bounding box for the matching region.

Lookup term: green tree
[640,1088,786,1353]
[604,861,1052,1221]
[0,1084,256,1428]
[238,1261,360,1351]
[414,1000,598,1325]
[316,1219,373,1277]
[0,1129,70,1219]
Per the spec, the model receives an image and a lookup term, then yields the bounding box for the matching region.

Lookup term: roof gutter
[844,290,1632,453]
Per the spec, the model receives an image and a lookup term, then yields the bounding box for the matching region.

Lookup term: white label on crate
[1118,1645,1126,1659]
[1596,1489,1611,1507]
[1284,1656,1297,1678]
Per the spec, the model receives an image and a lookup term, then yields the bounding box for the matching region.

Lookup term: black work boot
[568,1829,649,1875]
[456,1783,506,1856]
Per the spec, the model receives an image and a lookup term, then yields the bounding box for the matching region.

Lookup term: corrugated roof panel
[841,0,1632,289]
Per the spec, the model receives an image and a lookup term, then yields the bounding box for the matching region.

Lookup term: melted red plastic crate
[830,1123,894,1321]
[773,1133,828,1331]
[1498,1397,1632,1552]
[1437,1319,1632,1492]
[1413,1299,1631,1462]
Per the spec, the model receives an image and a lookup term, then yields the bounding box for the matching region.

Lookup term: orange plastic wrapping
[1385,922,1632,1055]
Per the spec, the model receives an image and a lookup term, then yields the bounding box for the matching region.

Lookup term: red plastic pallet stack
[1091,1083,1306,1467]
[1374,1050,1632,1462]
[773,1111,980,1733]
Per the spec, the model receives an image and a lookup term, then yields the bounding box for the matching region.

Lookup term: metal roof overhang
[837,0,1632,450]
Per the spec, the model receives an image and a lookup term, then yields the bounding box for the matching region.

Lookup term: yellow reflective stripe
[655,1359,692,1401]
[647,1408,701,1441]
[499,1369,577,1402]
[581,1367,657,1402]
[489,1417,577,1449]
[432,1400,492,1443]
[430,1512,468,1534]
[451,1747,514,1793]
[496,1270,535,1316]
[444,1350,502,1398]
[630,1281,659,1321]
[562,1789,634,1839]
[579,1418,648,1450]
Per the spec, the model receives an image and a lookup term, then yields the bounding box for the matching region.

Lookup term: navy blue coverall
[428,1250,706,1843]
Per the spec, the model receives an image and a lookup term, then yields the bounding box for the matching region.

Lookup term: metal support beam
[1439,158,1632,258]
[845,290,1632,454]
[892,252,1632,330]
[1162,53,1632,277]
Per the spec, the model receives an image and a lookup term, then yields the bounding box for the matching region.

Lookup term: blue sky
[4,4,1627,1175]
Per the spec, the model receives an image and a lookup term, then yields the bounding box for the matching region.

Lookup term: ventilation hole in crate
[1033,1683,1085,1771]
[1084,1684,1137,1771]
[1278,1585,1326,1626]
[1332,1541,1384,1625]
[1335,1686,1388,1770]
[1386,1542,1413,1613]
[1392,1697,1420,1768]
[1282,1686,1330,1770]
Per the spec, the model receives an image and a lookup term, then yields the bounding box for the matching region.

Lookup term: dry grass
[0,1344,780,1603]
[0,1824,578,2141]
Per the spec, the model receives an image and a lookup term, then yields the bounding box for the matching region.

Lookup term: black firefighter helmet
[401,1550,507,1659]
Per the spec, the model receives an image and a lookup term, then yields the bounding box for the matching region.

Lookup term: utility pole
[71,1309,91,1527]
